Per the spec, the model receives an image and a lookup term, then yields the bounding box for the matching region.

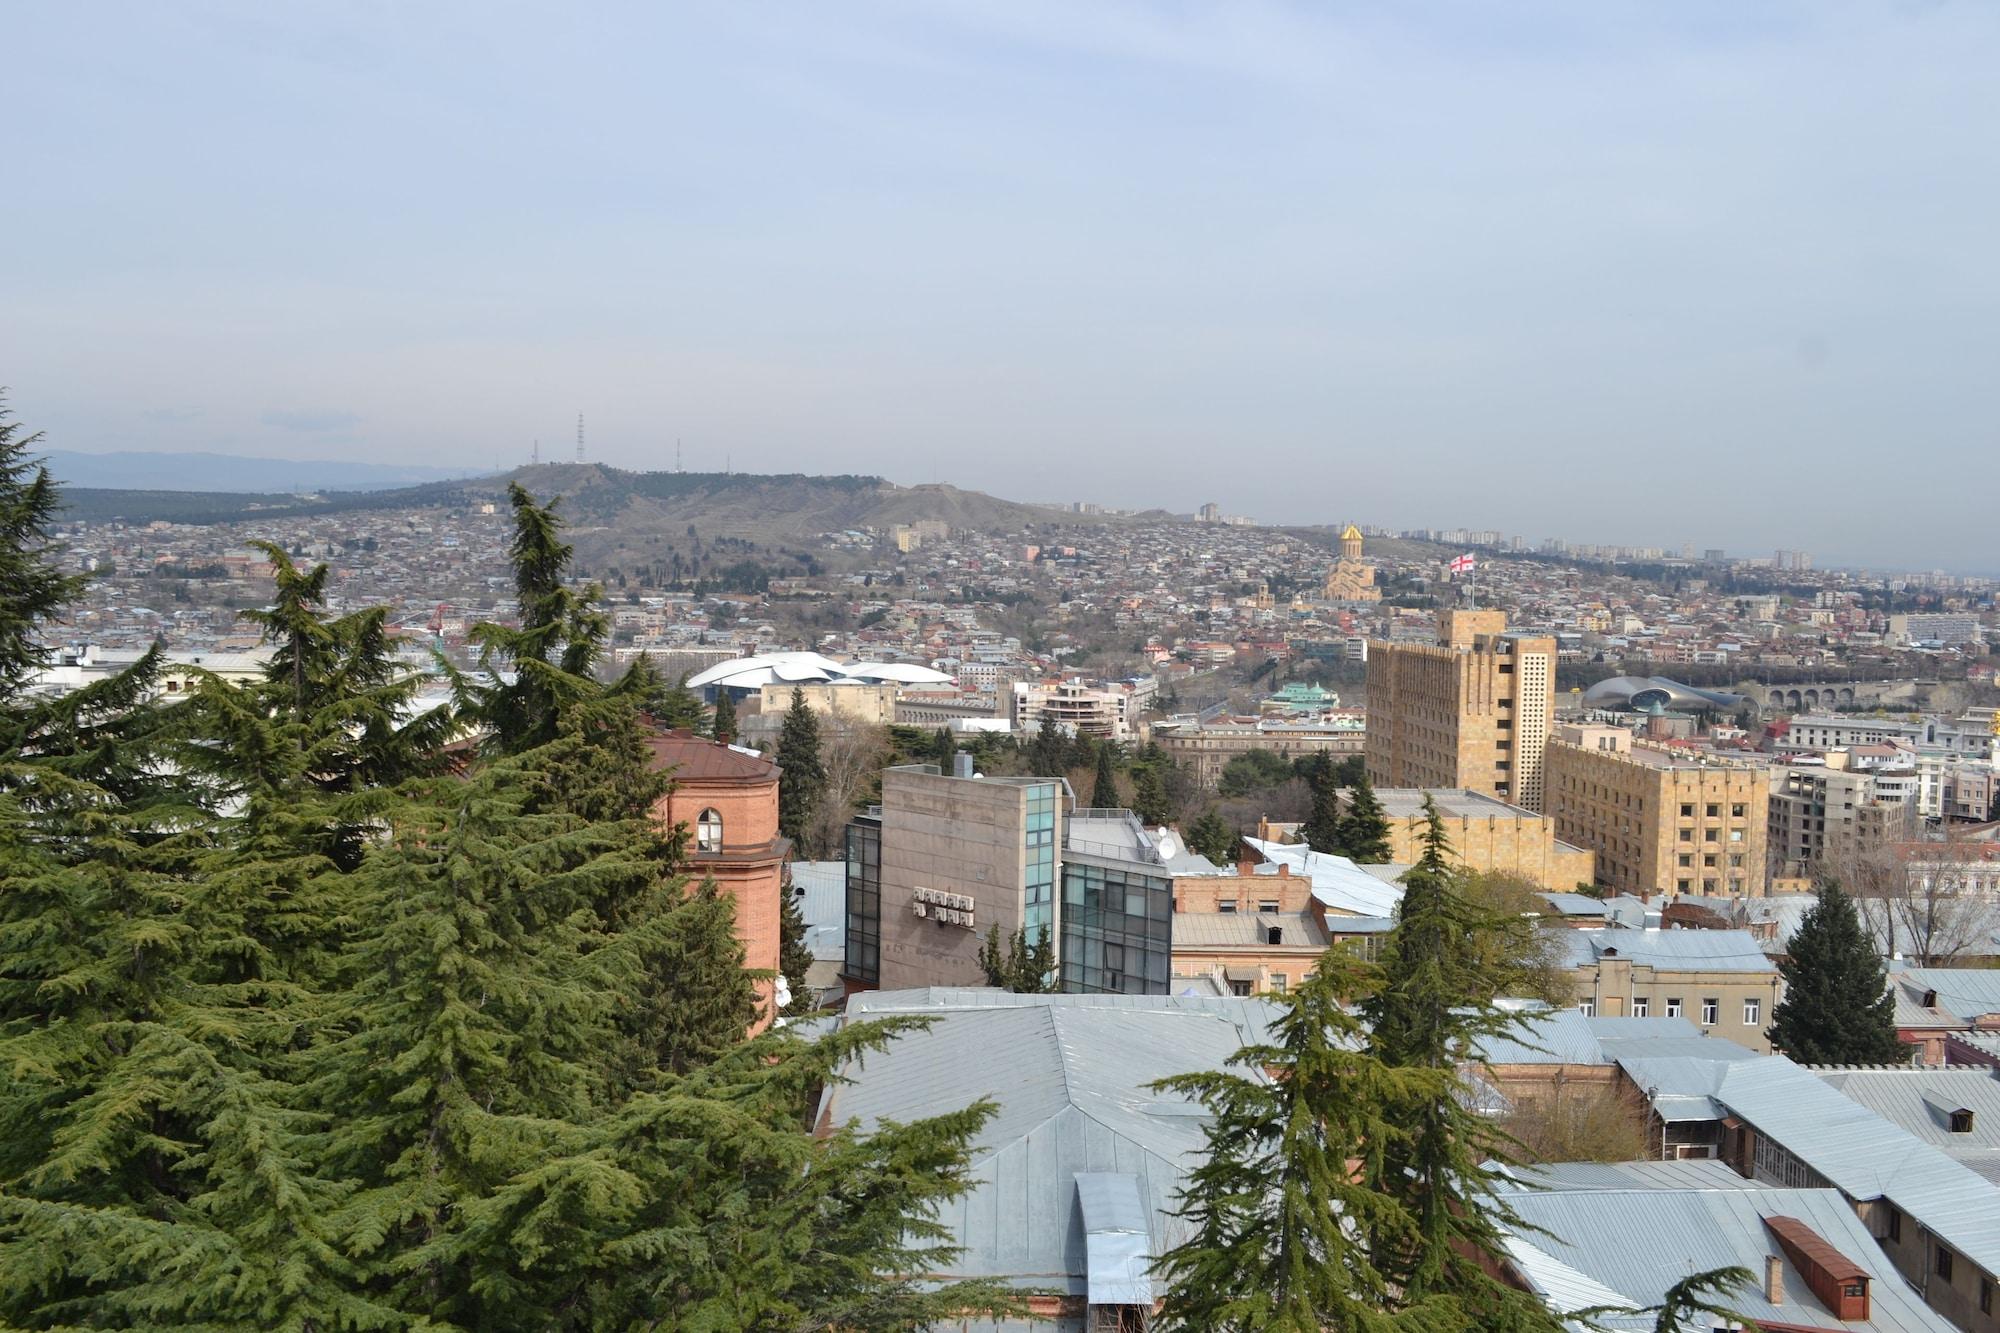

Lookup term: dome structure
[1582,675,1746,713]
[685,652,955,695]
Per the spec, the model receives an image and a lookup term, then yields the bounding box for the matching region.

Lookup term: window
[1666,998,1683,1018]
[1704,829,1719,842]
[1743,998,1761,1026]
[1679,829,1693,842]
[1676,879,1691,893]
[1731,803,1747,818]
[1679,854,1693,868]
[1218,900,1237,914]
[1701,997,1719,1026]
[1936,1246,1954,1282]
[1270,974,1288,994]
[1258,900,1280,913]
[696,808,724,853]
[1680,803,1694,818]
[1631,997,1649,1017]
[1887,1208,1902,1242]
[1950,1108,1975,1134]
[1705,803,1719,818]
[1728,829,1744,842]
[1981,1277,1992,1315]
[1579,1000,1595,1017]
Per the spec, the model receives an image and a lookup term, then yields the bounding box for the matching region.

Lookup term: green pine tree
[0,396,86,696]
[1090,742,1120,809]
[1766,877,1903,1064]
[777,686,826,857]
[932,725,956,772]
[709,686,738,744]
[1027,712,1066,775]
[450,483,609,754]
[1151,952,1458,1332]
[1301,763,1346,856]
[1129,762,1172,826]
[976,924,1056,992]
[1185,807,1238,865]
[777,883,819,1018]
[1361,799,1566,1329]
[1339,772,1394,863]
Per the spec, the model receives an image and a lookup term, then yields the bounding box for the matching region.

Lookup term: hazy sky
[6,2,1998,570]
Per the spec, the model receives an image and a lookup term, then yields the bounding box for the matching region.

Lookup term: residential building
[1768,764,1917,880]
[645,730,788,1029]
[1545,726,1770,898]
[1365,609,1556,811]
[1011,677,1152,741]
[1560,927,1783,1052]
[1339,787,1594,890]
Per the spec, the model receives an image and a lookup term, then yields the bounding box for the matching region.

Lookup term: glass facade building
[842,815,881,987]
[1059,856,1173,994]
[1023,782,1059,951]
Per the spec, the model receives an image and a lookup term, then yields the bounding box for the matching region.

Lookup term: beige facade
[1767,765,1917,880]
[1571,952,1782,1054]
[1545,728,1770,898]
[1344,787,1595,891]
[1011,679,1147,741]
[1155,718,1365,788]
[758,679,899,726]
[1364,610,1556,811]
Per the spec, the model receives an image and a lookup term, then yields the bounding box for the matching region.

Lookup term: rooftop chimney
[1763,1254,1783,1306]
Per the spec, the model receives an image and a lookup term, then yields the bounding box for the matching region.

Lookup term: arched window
[696,808,724,853]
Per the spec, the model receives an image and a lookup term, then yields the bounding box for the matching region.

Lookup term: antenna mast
[531,439,539,466]
[676,438,683,473]
[576,414,585,463]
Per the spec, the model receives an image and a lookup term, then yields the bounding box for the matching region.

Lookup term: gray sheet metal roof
[1892,966,2000,1026]
[1475,1007,1714,1067]
[1536,892,1609,917]
[821,992,1270,1295]
[1815,1068,2000,1186]
[1560,927,1777,974]
[1499,1180,1956,1332]
[1075,1172,1153,1306]
[788,859,846,962]
[1168,909,1328,950]
[1717,1056,2000,1278]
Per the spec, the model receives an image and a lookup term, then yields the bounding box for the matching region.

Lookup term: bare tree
[1841,822,2000,967]
[808,719,892,862]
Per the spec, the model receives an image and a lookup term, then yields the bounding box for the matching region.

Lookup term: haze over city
[7,0,1999,570]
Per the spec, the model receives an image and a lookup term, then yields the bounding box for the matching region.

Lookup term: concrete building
[1365,609,1556,811]
[1767,765,1917,880]
[841,762,1065,993]
[1011,678,1152,742]
[1338,787,1595,891]
[1152,714,1366,788]
[1560,927,1784,1053]
[1059,810,1210,995]
[645,730,788,1029]
[755,678,899,727]
[1545,726,1771,898]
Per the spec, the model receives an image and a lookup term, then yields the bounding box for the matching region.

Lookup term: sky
[5,2,1998,571]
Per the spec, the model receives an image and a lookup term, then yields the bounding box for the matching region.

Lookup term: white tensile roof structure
[685,651,954,691]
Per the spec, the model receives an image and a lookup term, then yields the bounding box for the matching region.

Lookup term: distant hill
[51,463,1136,559]
[42,450,479,493]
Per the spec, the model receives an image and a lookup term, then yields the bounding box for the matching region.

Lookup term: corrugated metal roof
[1816,1068,2000,1157]
[1498,1179,1957,1332]
[821,992,1271,1294]
[1717,1056,2000,1279]
[1892,967,2000,1025]
[1561,927,1776,974]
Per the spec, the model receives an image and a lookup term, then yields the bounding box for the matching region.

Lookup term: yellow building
[1341,787,1595,890]
[1364,609,1557,811]
[755,679,899,726]
[1321,524,1380,602]
[1544,724,1770,898]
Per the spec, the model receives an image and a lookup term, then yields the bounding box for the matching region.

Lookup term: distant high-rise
[1364,610,1556,811]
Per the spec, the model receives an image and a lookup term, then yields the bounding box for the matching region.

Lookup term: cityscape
[8,4,2000,1332]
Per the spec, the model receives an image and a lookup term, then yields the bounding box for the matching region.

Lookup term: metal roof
[819,993,1269,1296]
[1716,1056,2000,1279]
[1815,1068,2000,1183]
[1498,1178,1956,1332]
[1241,838,1404,917]
[1559,927,1777,974]
[1891,967,2000,1026]
[1168,910,1328,951]
[1075,1173,1153,1307]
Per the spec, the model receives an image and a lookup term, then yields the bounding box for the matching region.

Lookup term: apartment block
[1767,765,1918,880]
[1365,609,1557,811]
[1545,725,1770,898]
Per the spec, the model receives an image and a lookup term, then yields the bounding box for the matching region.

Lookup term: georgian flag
[1449,553,1475,574]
